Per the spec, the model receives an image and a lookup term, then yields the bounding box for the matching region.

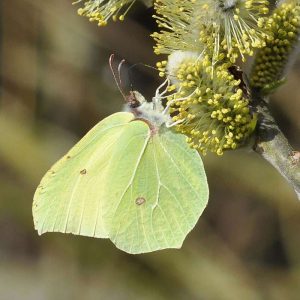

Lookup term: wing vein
[151,138,163,249]
[92,128,132,237]
[160,184,188,235]
[110,132,150,221]
[157,204,176,243]
[158,138,199,199]
[69,120,132,159]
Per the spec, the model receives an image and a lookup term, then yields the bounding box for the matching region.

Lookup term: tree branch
[253,97,300,200]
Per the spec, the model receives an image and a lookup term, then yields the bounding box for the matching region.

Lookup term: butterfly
[32,56,209,254]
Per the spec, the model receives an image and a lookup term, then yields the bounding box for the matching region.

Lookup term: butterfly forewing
[33,112,136,238]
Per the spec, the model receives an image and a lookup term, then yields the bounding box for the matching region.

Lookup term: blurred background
[1,0,300,299]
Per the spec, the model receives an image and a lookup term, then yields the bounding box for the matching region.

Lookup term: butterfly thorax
[126,90,171,133]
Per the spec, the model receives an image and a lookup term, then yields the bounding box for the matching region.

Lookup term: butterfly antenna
[109,54,127,100]
[128,62,175,79]
[117,58,126,89]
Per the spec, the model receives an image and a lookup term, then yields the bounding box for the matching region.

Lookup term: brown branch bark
[253,98,300,200]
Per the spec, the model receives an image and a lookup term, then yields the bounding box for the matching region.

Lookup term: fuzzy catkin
[75,0,137,26]
[161,52,256,155]
[250,0,300,94]
[152,0,270,64]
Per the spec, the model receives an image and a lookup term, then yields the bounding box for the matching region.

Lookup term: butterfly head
[109,54,172,130]
[125,89,171,130]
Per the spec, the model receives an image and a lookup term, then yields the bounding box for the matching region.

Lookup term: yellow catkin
[152,0,270,65]
[75,0,136,26]
[162,54,256,155]
[250,0,300,94]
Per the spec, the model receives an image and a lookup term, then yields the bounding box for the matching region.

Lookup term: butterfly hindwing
[104,127,209,254]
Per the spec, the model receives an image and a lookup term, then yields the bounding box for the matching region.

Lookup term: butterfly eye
[126,91,141,108]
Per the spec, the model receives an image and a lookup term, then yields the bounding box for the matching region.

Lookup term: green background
[1,1,300,299]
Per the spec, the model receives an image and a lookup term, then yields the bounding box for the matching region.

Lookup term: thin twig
[253,97,300,200]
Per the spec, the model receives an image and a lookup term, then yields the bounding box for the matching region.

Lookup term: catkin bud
[250,0,300,94]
